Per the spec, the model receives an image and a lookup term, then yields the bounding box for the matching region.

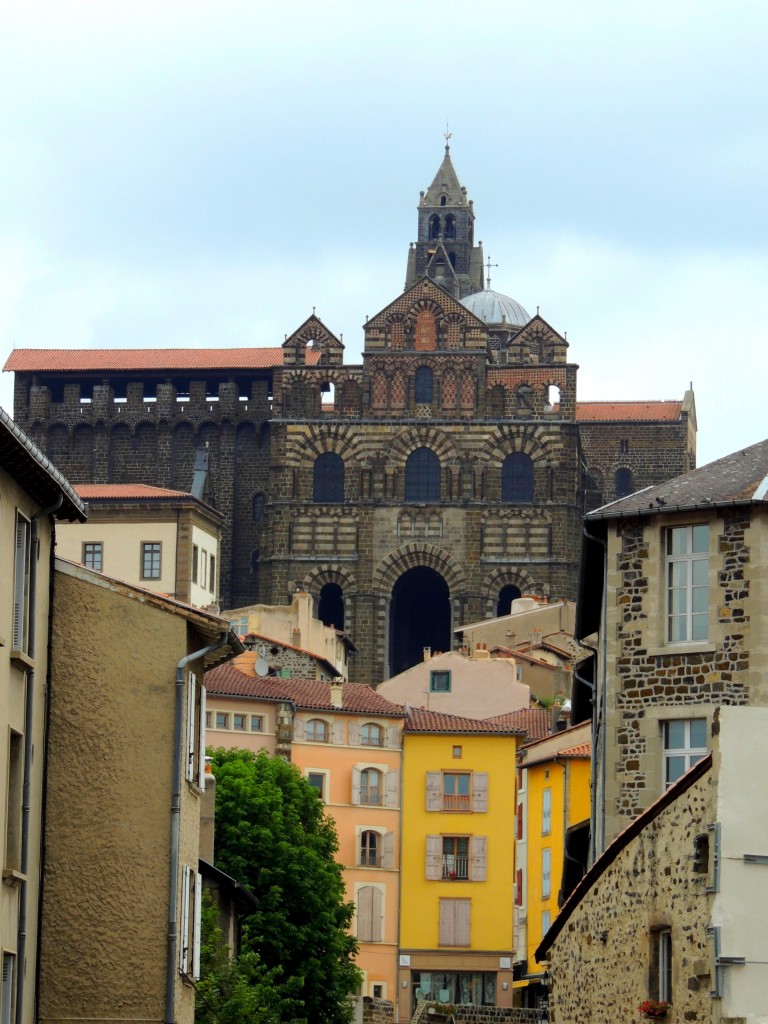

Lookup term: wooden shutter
[332,720,344,745]
[12,515,29,651]
[472,772,488,812]
[371,886,383,941]
[351,766,361,804]
[293,717,306,741]
[470,836,487,881]
[426,771,442,811]
[382,831,395,869]
[426,835,441,880]
[516,802,523,840]
[192,870,202,980]
[357,885,374,941]
[198,686,207,787]
[515,868,523,906]
[387,724,400,748]
[385,770,399,807]
[179,865,191,972]
[348,721,359,745]
[185,674,197,783]
[455,898,471,945]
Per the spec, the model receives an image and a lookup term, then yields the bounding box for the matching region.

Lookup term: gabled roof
[0,407,86,521]
[74,483,221,516]
[404,707,525,735]
[3,347,285,373]
[205,665,406,717]
[574,400,683,422]
[365,276,487,331]
[587,437,768,522]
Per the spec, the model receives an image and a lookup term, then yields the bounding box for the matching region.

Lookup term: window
[542,848,551,899]
[414,366,434,403]
[542,788,552,835]
[360,723,384,747]
[2,953,16,1024]
[360,768,382,805]
[185,672,205,788]
[666,525,708,642]
[439,898,470,946]
[209,555,216,593]
[179,864,202,979]
[501,452,534,502]
[442,772,470,811]
[442,836,469,879]
[360,830,380,867]
[141,542,162,580]
[4,731,23,871]
[12,513,31,652]
[307,772,325,799]
[250,715,264,732]
[650,927,672,1002]
[542,910,551,934]
[313,452,345,503]
[430,670,451,693]
[82,542,103,571]
[233,713,247,732]
[252,492,266,522]
[405,447,441,503]
[411,970,495,1008]
[452,745,462,759]
[663,719,707,786]
[356,885,383,942]
[215,712,229,730]
[199,550,207,590]
[306,719,329,743]
[192,545,199,583]
[615,468,634,498]
[426,771,488,813]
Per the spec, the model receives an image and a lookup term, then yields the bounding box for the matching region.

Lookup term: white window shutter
[357,886,373,941]
[12,516,29,651]
[198,686,207,788]
[385,770,399,807]
[332,720,344,745]
[456,898,471,945]
[387,724,399,748]
[348,721,359,745]
[425,835,441,880]
[426,771,442,811]
[293,717,305,741]
[470,836,488,881]
[438,898,453,945]
[351,766,361,804]
[372,886,383,942]
[192,870,202,980]
[185,674,197,783]
[383,831,395,869]
[179,865,191,973]
[472,772,488,812]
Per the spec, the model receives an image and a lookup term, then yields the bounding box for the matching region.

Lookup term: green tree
[210,748,360,1024]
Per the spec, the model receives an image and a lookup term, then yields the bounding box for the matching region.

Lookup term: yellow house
[515,721,590,1007]
[204,665,406,1002]
[398,708,523,1021]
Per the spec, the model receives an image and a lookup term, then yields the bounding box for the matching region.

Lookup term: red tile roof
[205,665,406,716]
[485,708,552,740]
[4,348,285,373]
[75,483,194,500]
[573,401,683,422]
[404,707,525,735]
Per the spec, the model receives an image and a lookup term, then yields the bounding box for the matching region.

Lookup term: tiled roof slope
[404,707,525,735]
[4,348,286,372]
[588,437,768,520]
[205,665,406,716]
[574,401,683,421]
[75,483,196,500]
[485,708,552,741]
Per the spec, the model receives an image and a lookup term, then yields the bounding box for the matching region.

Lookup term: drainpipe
[581,523,607,866]
[16,493,62,1024]
[165,632,230,1024]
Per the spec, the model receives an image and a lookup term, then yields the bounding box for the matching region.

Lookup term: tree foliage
[209,748,360,1024]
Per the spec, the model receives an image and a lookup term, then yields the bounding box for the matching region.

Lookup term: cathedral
[5,147,696,683]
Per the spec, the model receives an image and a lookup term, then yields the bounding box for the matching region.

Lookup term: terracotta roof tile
[4,348,285,373]
[485,708,552,740]
[573,401,683,422]
[75,483,195,500]
[404,707,525,735]
[205,666,405,716]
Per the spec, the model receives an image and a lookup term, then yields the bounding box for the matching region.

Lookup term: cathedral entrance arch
[389,567,451,676]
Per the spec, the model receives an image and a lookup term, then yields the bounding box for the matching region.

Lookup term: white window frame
[663,719,707,787]
[141,541,162,580]
[250,714,265,732]
[82,541,103,571]
[305,768,330,801]
[666,524,708,644]
[542,787,552,835]
[179,864,202,979]
[232,712,247,732]
[185,672,205,787]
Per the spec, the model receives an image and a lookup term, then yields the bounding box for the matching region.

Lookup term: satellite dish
[255,657,269,677]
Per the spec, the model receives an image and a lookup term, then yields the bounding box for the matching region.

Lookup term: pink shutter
[472,772,488,812]
[515,868,523,906]
[426,772,442,811]
[516,802,523,840]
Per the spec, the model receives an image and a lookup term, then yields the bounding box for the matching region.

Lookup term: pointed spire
[423,141,467,207]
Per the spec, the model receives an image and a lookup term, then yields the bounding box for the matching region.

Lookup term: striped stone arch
[481,566,540,602]
[405,296,445,322]
[485,425,556,469]
[372,543,467,596]
[388,425,457,465]
[302,563,358,597]
[282,423,360,468]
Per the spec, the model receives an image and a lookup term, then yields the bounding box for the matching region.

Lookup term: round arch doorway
[389,566,451,677]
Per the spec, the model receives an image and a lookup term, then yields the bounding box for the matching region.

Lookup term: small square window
[452,745,462,759]
[141,542,162,580]
[307,772,325,799]
[430,670,451,693]
[82,542,103,571]
[215,712,229,730]
[233,713,247,731]
[250,715,264,732]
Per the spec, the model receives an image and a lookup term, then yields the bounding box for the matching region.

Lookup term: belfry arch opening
[389,566,451,677]
[318,583,344,632]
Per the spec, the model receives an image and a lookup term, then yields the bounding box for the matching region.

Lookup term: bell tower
[404,142,484,298]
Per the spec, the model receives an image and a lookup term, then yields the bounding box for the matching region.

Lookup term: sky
[1,0,766,468]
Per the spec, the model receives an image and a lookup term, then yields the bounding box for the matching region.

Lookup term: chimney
[292,627,302,648]
[330,684,343,709]
[531,628,543,648]
[423,647,432,662]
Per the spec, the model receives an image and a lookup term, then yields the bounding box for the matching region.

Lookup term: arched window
[428,215,440,240]
[497,584,522,617]
[439,195,447,207]
[405,447,441,503]
[360,830,380,867]
[306,719,329,743]
[502,452,534,503]
[318,582,344,631]
[360,723,384,748]
[615,468,634,498]
[444,214,455,239]
[313,452,344,503]
[360,768,382,805]
[414,367,434,403]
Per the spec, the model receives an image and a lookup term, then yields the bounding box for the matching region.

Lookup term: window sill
[3,868,26,887]
[10,649,35,671]
[646,643,716,657]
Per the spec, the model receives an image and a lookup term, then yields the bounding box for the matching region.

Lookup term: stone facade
[5,153,696,683]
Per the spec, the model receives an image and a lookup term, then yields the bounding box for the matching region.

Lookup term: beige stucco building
[0,409,86,1023]
[56,482,224,608]
[38,558,241,1024]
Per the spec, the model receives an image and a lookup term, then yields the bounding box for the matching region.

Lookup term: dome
[460,289,530,327]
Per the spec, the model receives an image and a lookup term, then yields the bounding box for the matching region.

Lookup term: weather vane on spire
[444,123,452,152]
[485,255,498,290]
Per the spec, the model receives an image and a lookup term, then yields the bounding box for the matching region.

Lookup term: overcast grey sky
[1,0,766,466]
